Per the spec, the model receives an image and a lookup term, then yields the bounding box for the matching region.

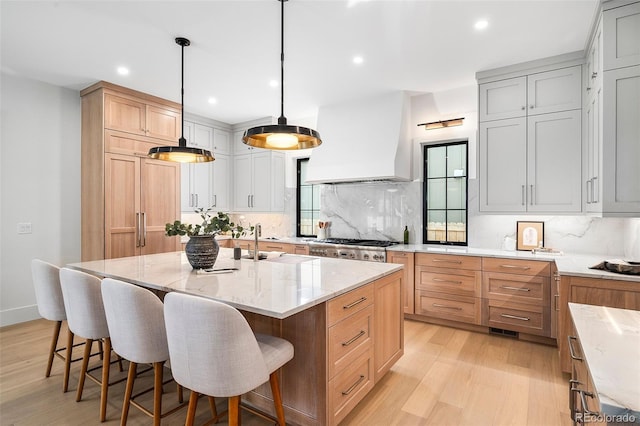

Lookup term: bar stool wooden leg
[228,395,241,426]
[177,383,184,403]
[76,339,93,402]
[63,328,74,392]
[100,337,112,422]
[47,321,62,377]
[185,391,199,426]
[153,362,164,426]
[121,361,137,426]
[269,372,286,426]
[207,396,218,420]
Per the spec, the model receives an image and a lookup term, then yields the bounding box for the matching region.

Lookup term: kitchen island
[68,248,404,426]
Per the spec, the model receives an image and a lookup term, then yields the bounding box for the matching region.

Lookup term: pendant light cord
[278,0,287,125]
[180,40,186,146]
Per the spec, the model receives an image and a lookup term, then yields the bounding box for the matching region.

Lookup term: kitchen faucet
[254,223,261,261]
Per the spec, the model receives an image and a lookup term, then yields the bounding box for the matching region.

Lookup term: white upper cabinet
[213,128,230,155]
[233,129,254,153]
[233,151,285,212]
[603,2,640,71]
[211,154,230,212]
[479,77,527,121]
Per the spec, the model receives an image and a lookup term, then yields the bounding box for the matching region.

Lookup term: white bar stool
[101,278,188,425]
[163,292,294,426]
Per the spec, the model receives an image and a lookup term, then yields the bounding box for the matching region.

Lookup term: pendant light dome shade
[149,37,214,163]
[243,0,321,150]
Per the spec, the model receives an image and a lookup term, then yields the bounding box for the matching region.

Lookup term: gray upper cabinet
[478,62,583,213]
[603,1,640,71]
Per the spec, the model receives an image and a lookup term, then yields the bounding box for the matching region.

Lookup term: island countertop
[67,248,403,319]
[569,303,640,420]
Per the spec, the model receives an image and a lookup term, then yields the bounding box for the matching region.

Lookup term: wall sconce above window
[417,117,465,130]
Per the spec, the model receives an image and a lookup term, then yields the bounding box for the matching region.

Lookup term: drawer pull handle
[343,297,367,310]
[265,245,281,249]
[578,389,597,416]
[500,313,530,321]
[567,336,583,361]
[342,330,366,347]
[433,278,462,285]
[432,303,462,311]
[432,259,462,264]
[500,286,530,292]
[499,264,531,270]
[341,375,366,396]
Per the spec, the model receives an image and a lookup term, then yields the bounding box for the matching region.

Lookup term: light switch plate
[17,223,32,234]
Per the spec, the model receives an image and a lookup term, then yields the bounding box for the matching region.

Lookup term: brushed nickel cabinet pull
[586,179,592,204]
[343,297,367,310]
[141,212,147,247]
[432,303,462,311]
[567,336,583,361]
[432,259,462,264]
[433,278,462,285]
[522,185,525,206]
[500,285,530,292]
[212,194,217,207]
[342,330,366,347]
[247,195,251,208]
[554,294,560,311]
[341,375,365,396]
[592,176,598,203]
[499,264,531,270]
[136,212,141,247]
[266,245,282,250]
[579,389,597,416]
[530,184,534,205]
[500,313,529,321]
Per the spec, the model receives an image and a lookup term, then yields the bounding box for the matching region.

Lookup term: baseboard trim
[0,304,40,327]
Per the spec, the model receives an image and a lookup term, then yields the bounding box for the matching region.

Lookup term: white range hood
[306,91,412,184]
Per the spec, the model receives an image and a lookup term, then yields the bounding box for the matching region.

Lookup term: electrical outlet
[17,223,32,234]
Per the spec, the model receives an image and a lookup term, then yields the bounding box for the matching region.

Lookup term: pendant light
[149,37,214,163]
[243,0,322,150]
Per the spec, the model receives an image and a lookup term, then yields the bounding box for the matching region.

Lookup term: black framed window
[423,141,468,245]
[297,158,320,237]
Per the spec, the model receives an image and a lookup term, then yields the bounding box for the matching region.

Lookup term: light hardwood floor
[0,318,572,425]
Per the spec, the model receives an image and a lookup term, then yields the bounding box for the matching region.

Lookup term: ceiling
[1,0,599,125]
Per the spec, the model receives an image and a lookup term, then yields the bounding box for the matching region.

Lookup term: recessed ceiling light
[269,79,279,87]
[353,56,364,65]
[208,97,217,105]
[117,66,129,76]
[474,20,489,30]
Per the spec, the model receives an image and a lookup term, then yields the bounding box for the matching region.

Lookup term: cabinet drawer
[415,266,481,297]
[415,253,482,270]
[415,291,481,325]
[258,242,289,253]
[482,257,550,276]
[483,272,549,306]
[484,299,547,336]
[328,305,373,379]
[329,350,374,426]
[327,284,374,327]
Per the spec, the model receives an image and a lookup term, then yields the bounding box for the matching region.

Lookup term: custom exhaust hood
[305,91,412,184]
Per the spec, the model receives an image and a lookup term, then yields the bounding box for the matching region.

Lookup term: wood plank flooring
[0,318,572,425]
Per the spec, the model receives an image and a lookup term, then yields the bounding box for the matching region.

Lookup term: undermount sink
[242,252,268,260]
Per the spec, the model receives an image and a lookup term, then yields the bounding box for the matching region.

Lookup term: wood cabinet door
[387,252,415,314]
[527,109,582,212]
[105,153,141,259]
[145,105,180,141]
[373,271,403,382]
[479,117,527,212]
[526,66,582,115]
[479,76,527,121]
[104,94,146,136]
[140,158,181,255]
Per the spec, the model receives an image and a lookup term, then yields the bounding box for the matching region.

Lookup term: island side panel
[242,302,328,426]
[374,269,404,382]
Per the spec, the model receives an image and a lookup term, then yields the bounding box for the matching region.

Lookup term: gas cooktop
[313,238,398,248]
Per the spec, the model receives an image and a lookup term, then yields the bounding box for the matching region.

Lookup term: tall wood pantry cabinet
[80,81,182,261]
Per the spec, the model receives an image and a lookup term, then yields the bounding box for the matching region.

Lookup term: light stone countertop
[569,303,640,421]
[67,248,402,319]
[388,244,640,283]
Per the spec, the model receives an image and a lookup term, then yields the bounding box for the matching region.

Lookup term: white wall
[0,72,81,326]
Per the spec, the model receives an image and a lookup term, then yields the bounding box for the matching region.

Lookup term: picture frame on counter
[516,221,544,251]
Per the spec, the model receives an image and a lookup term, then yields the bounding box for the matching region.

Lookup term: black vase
[185,235,219,269]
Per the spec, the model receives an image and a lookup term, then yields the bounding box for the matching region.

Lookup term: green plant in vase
[166,207,254,269]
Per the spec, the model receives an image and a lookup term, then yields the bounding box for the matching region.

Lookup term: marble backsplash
[184,180,638,258]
